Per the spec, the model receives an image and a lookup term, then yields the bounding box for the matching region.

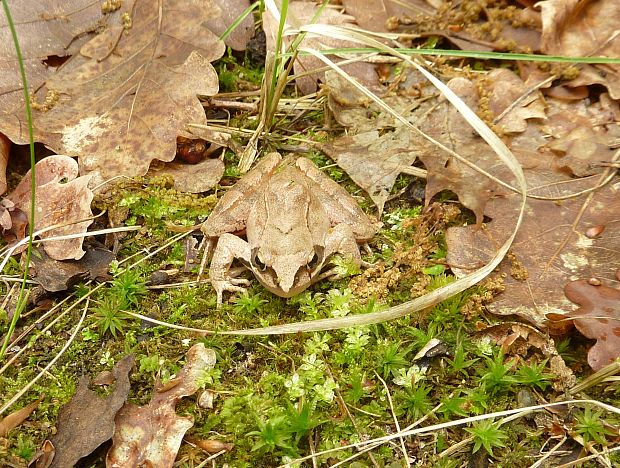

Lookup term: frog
[201,152,381,306]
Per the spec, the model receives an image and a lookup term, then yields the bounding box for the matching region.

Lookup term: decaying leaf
[321,127,419,213]
[541,96,620,177]
[6,155,93,261]
[0,133,10,195]
[107,344,217,468]
[539,0,620,99]
[148,158,225,194]
[28,241,114,292]
[14,0,225,183]
[44,355,134,468]
[324,71,535,220]
[487,68,546,134]
[205,0,255,51]
[263,1,380,95]
[341,0,541,52]
[0,0,119,141]
[562,280,620,371]
[0,396,43,438]
[447,178,620,328]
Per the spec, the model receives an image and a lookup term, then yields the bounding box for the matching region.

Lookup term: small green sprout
[447,345,478,377]
[285,402,324,442]
[422,264,446,276]
[11,434,36,461]
[233,292,267,315]
[92,296,130,338]
[326,288,353,317]
[248,415,293,454]
[377,341,412,379]
[139,354,161,374]
[574,407,617,445]
[515,359,553,390]
[395,384,432,420]
[344,369,367,404]
[465,419,508,457]
[479,351,516,395]
[109,268,147,309]
[437,395,468,419]
[81,328,100,342]
[329,255,361,278]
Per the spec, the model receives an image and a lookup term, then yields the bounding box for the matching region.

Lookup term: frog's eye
[251,249,267,271]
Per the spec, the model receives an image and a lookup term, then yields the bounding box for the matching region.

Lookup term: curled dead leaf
[563,280,620,371]
[0,396,43,438]
[45,355,134,468]
[6,155,93,260]
[107,344,217,468]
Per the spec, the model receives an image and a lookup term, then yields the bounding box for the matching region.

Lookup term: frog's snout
[272,259,298,293]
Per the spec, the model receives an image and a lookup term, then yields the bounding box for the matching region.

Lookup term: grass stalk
[0,0,36,362]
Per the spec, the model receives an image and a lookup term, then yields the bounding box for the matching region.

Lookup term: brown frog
[201,152,380,306]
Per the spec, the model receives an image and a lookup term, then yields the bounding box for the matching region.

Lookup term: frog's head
[250,246,324,296]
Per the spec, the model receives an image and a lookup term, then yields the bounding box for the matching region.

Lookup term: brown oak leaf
[447,171,620,328]
[24,0,225,182]
[539,0,620,99]
[6,155,94,261]
[43,355,134,468]
[0,0,123,141]
[107,344,217,468]
[563,280,620,371]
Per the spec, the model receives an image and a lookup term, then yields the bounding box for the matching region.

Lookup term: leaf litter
[107,344,216,468]
[1,0,620,466]
[36,355,134,468]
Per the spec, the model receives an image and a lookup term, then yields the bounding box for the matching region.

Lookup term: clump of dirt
[350,203,460,302]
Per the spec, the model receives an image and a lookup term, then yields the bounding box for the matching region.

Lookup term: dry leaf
[341,0,436,31]
[416,77,505,225]
[0,0,119,141]
[205,0,255,51]
[321,127,419,213]
[539,0,620,99]
[147,158,225,194]
[541,97,620,177]
[0,396,43,437]
[45,355,134,468]
[487,68,546,134]
[562,280,620,371]
[342,0,541,52]
[447,176,620,328]
[28,241,114,292]
[107,344,217,468]
[326,69,427,132]
[23,0,225,183]
[6,155,93,260]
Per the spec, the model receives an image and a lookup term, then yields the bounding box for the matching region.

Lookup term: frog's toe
[212,279,248,308]
[229,277,251,286]
[361,260,374,269]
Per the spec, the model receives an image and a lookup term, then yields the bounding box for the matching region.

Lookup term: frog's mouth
[249,246,327,295]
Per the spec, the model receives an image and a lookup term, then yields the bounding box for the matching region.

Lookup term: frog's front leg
[210,233,252,307]
[317,224,371,281]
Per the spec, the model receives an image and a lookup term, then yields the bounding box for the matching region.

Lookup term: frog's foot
[212,277,251,308]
